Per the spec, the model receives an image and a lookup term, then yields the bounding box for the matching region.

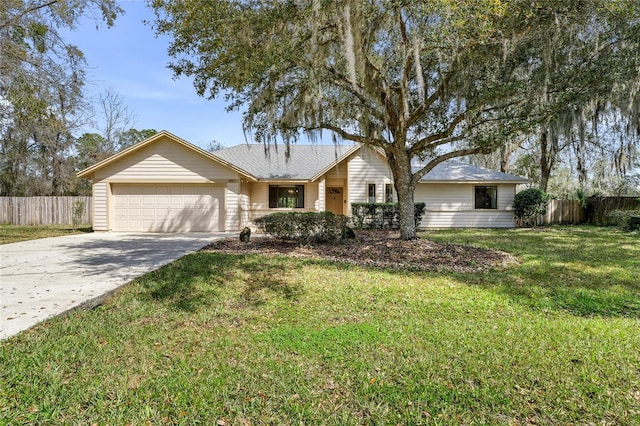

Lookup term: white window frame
[384,183,394,203]
[367,183,377,203]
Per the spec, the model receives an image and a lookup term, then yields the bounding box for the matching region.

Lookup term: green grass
[1,226,639,424]
[0,224,92,244]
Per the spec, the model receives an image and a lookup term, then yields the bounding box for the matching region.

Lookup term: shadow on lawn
[134,252,304,312]
[125,227,638,318]
[428,227,640,318]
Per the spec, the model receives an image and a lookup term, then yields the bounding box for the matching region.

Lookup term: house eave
[76,130,258,181]
[310,144,363,181]
[419,179,531,184]
[257,179,312,184]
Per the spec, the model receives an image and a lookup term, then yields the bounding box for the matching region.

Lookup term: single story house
[77,130,529,232]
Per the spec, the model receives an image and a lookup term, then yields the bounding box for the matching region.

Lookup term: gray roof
[213,143,529,183]
[416,159,530,183]
[212,143,356,180]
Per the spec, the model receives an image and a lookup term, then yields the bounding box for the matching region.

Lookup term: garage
[78,131,253,232]
[111,184,224,232]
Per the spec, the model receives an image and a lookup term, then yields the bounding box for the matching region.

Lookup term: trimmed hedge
[254,211,351,243]
[351,202,426,229]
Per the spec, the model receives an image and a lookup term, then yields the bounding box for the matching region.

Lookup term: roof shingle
[212,144,356,180]
[213,144,529,183]
[415,159,530,183]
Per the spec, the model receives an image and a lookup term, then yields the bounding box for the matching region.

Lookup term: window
[368,183,376,203]
[269,185,305,208]
[385,183,393,202]
[475,186,497,209]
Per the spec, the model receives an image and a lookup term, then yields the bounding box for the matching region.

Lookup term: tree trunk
[387,147,417,240]
[539,130,551,192]
[52,153,63,195]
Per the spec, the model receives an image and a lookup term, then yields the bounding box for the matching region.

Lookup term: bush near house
[254,211,351,243]
[514,188,549,227]
[351,202,426,229]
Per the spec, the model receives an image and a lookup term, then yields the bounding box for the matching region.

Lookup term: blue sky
[64,1,245,149]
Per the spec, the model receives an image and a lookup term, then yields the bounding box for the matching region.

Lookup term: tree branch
[311,123,388,147]
[406,68,454,128]
[411,147,482,185]
[398,9,411,122]
[325,66,387,123]
[409,111,466,156]
[0,1,60,29]
[363,56,397,126]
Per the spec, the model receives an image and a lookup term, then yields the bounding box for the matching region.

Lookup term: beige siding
[415,183,472,210]
[306,182,319,211]
[242,182,319,226]
[316,178,325,211]
[347,147,392,207]
[325,179,345,187]
[249,182,269,211]
[415,183,516,228]
[225,181,240,231]
[94,137,237,182]
[325,161,348,180]
[420,211,515,228]
[497,184,516,210]
[239,181,251,228]
[92,182,108,231]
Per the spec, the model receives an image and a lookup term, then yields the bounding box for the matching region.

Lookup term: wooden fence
[584,196,640,226]
[531,197,640,226]
[535,199,584,225]
[0,197,92,226]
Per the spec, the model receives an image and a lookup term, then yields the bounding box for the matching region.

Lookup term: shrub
[605,209,640,231]
[254,211,351,243]
[628,215,640,231]
[514,188,549,227]
[413,202,426,228]
[351,202,426,229]
[71,200,85,230]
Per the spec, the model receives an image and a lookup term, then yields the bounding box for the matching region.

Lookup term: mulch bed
[201,230,517,273]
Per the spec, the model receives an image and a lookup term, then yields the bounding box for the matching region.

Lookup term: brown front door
[326,187,344,215]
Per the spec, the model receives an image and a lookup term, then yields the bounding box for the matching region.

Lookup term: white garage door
[112,184,224,232]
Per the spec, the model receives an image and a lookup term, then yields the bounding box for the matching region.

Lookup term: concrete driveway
[1,232,228,340]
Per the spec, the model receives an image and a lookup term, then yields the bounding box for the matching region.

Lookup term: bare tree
[96,87,138,154]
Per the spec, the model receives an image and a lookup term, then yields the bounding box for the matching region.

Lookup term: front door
[326,187,344,215]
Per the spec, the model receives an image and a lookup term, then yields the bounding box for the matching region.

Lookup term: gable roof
[414,159,530,183]
[214,144,529,183]
[76,130,257,180]
[212,143,359,181]
[77,131,529,184]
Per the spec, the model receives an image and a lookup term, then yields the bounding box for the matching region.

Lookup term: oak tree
[151,0,640,238]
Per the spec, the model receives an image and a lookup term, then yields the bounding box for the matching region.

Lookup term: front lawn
[0,224,92,244]
[1,226,638,424]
